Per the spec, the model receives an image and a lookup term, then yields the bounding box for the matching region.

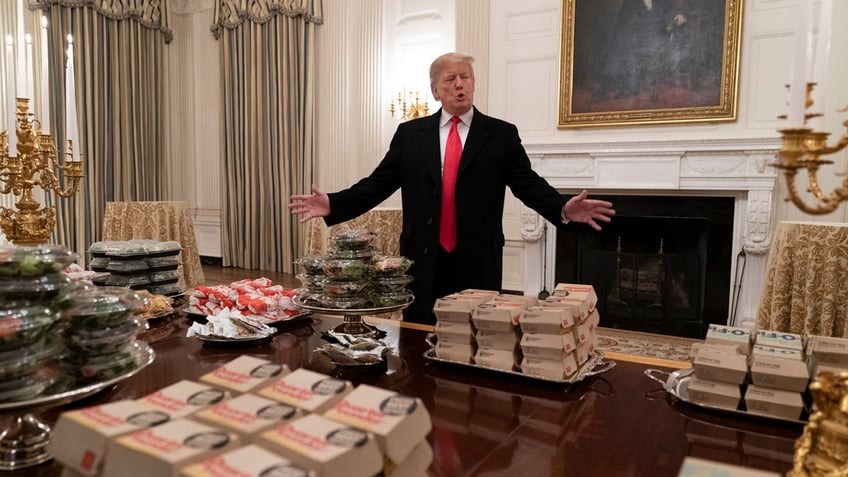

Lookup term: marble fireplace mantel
[518,137,782,329]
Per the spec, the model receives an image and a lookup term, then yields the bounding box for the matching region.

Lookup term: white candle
[40,16,49,133]
[6,35,17,157]
[15,0,26,95]
[788,2,812,126]
[65,35,79,162]
[24,34,33,100]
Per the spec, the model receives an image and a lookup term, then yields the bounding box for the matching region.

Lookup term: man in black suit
[289,53,615,324]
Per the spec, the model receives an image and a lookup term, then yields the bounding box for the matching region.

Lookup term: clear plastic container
[294,256,327,275]
[370,290,413,307]
[0,244,78,277]
[0,365,58,401]
[321,259,372,280]
[323,279,371,297]
[0,305,60,352]
[295,273,326,292]
[144,256,180,272]
[0,273,73,301]
[64,340,144,383]
[148,270,179,284]
[0,334,62,381]
[88,256,110,271]
[146,282,182,296]
[373,256,414,277]
[329,246,375,261]
[106,260,150,274]
[146,241,182,258]
[372,274,414,293]
[62,287,146,329]
[64,317,148,356]
[106,274,151,289]
[318,295,370,309]
[88,241,128,258]
[330,229,376,251]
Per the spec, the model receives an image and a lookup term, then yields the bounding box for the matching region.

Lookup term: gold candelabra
[0,97,83,245]
[775,83,848,214]
[389,91,429,121]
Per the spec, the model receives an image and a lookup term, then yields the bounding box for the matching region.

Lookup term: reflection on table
[102,201,205,289]
[11,313,802,477]
[757,221,848,337]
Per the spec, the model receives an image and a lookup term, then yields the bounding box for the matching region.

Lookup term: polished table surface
[8,313,803,477]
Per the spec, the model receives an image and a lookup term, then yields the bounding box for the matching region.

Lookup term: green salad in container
[0,244,77,277]
[0,305,61,352]
[61,287,146,330]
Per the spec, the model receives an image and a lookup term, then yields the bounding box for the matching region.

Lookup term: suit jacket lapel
[419,112,442,187]
[458,107,489,178]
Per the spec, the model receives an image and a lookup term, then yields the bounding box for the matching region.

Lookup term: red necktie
[440,116,461,252]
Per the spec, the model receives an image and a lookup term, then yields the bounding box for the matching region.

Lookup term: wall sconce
[389,91,429,121]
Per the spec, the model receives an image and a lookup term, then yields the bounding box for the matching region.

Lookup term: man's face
[431,61,475,116]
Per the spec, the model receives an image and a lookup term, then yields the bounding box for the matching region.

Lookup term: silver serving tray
[644,368,808,425]
[424,334,615,385]
[0,341,155,412]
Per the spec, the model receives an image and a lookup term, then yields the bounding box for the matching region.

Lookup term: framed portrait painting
[558,0,743,128]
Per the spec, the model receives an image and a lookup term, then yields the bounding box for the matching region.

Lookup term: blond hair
[429,53,475,86]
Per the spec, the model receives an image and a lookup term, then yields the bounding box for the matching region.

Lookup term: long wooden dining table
[6,312,803,477]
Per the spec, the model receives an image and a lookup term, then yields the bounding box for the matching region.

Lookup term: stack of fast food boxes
[432,283,600,380]
[48,355,432,477]
[688,324,848,421]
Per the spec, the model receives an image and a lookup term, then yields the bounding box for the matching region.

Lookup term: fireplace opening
[555,195,734,339]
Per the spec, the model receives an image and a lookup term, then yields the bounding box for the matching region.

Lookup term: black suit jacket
[326,108,569,323]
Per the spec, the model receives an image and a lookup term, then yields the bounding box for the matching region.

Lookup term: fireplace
[555,195,734,338]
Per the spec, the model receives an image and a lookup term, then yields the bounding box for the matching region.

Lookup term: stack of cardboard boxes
[689,324,848,421]
[432,284,602,381]
[48,356,432,477]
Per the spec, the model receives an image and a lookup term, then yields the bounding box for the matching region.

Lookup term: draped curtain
[213,0,321,272]
[33,0,172,258]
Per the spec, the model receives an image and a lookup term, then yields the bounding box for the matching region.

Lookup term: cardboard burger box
[517,306,575,334]
[750,344,803,361]
[48,399,174,477]
[257,368,353,414]
[492,293,538,309]
[692,349,748,385]
[192,393,301,440]
[434,320,475,345]
[520,332,576,360]
[807,335,848,367]
[540,296,590,322]
[572,310,600,346]
[520,354,579,381]
[677,456,781,477]
[753,330,803,353]
[199,355,290,394]
[180,443,315,477]
[256,414,383,477]
[475,328,520,352]
[686,376,741,410]
[434,341,475,363]
[705,324,752,356]
[474,348,520,371]
[749,354,809,392]
[456,288,499,301]
[552,283,598,311]
[385,440,433,477]
[102,418,240,477]
[137,380,230,419]
[744,385,804,420]
[323,384,432,464]
[433,294,490,323]
[471,302,522,333]
[688,342,741,360]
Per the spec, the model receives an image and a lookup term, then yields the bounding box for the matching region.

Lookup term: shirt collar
[440,108,474,128]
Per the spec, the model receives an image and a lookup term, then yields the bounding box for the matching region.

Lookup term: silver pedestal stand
[0,343,155,470]
[292,295,413,337]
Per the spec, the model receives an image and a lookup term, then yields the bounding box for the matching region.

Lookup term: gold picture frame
[558,0,743,128]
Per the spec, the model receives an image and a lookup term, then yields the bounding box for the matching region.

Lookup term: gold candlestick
[389,90,429,121]
[774,83,848,214]
[0,97,83,245]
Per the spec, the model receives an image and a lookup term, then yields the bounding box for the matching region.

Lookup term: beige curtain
[213,0,321,272]
[33,0,172,258]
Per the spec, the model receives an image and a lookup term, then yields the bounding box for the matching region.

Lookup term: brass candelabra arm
[780,166,848,215]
